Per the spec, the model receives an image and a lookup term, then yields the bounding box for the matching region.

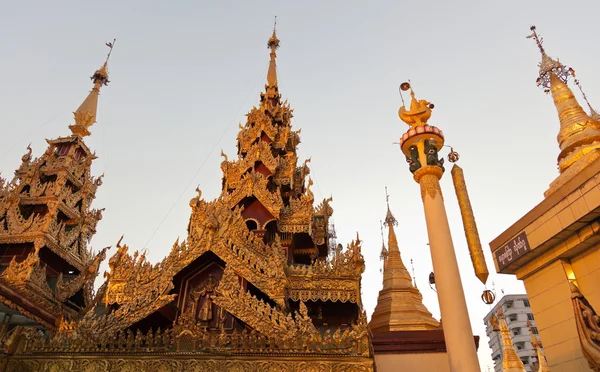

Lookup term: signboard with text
[494,231,531,270]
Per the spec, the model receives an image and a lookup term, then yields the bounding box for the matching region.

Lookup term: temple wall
[523,260,591,371]
[374,352,450,372]
[571,243,600,311]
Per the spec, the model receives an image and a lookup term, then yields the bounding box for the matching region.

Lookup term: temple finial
[69,40,115,137]
[264,18,280,99]
[527,25,574,92]
[384,187,397,226]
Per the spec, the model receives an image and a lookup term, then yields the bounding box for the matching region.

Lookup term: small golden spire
[497,308,526,372]
[527,26,574,91]
[265,17,280,98]
[398,81,434,128]
[527,320,550,372]
[69,40,115,137]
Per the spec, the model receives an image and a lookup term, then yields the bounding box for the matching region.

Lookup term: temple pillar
[414,166,480,372]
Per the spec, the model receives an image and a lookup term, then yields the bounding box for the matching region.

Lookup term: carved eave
[0,254,79,329]
[167,237,288,303]
[287,276,360,304]
[222,172,283,218]
[0,282,59,329]
[279,195,314,234]
[18,197,80,220]
[0,233,85,272]
[46,135,94,158]
[286,241,364,304]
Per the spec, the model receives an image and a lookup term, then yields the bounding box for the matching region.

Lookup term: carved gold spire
[369,192,439,332]
[265,18,280,99]
[497,309,526,372]
[69,40,114,137]
[527,26,600,184]
[528,320,550,372]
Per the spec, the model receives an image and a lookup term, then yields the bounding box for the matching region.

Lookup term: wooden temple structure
[0,30,374,371]
[0,27,483,371]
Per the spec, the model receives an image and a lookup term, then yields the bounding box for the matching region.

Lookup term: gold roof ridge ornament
[527,26,600,195]
[69,39,115,137]
[264,17,280,100]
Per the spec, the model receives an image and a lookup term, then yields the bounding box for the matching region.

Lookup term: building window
[527,313,534,321]
[505,301,513,309]
[515,342,524,350]
[531,327,538,335]
[523,300,530,307]
[521,357,529,365]
[509,314,518,322]
[513,328,521,336]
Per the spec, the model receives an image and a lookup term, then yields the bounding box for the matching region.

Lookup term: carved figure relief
[406,145,422,173]
[424,139,444,171]
[190,274,219,324]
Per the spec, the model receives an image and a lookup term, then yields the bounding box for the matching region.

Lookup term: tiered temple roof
[0,31,375,371]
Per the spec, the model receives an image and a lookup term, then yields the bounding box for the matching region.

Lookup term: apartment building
[483,294,543,372]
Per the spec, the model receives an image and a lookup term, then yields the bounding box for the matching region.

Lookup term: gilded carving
[414,167,443,201]
[0,32,374,371]
[571,282,600,371]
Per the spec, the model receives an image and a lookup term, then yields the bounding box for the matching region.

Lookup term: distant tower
[0,44,114,329]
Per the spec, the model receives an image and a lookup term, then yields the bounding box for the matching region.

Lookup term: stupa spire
[265,17,280,99]
[69,40,115,137]
[527,26,600,176]
[528,320,550,372]
[497,309,526,372]
[382,189,412,288]
[369,191,439,332]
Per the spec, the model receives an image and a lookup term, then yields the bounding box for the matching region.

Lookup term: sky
[1,1,598,370]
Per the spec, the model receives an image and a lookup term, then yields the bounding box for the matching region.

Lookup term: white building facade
[483,294,544,372]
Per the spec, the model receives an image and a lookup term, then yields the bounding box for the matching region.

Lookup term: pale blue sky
[1,1,598,369]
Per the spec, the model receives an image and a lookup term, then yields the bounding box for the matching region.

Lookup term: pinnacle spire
[497,309,526,372]
[369,192,439,332]
[69,40,115,137]
[265,18,280,99]
[528,320,550,372]
[527,26,600,177]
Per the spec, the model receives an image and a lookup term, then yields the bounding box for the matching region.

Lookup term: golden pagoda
[0,31,376,371]
[490,26,600,372]
[497,309,526,372]
[0,45,112,330]
[369,198,439,332]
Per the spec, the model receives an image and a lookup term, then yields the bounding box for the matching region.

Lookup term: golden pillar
[398,83,480,372]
